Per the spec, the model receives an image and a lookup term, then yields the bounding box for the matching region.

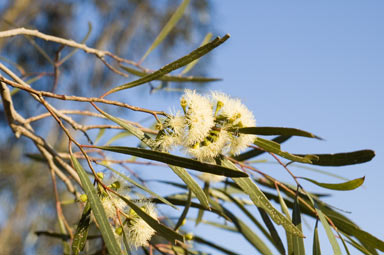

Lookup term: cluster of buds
[155,90,256,162]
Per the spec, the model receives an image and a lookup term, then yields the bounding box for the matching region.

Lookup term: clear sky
[203,1,383,254]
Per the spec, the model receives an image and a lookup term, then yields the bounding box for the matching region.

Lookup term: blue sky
[202,1,383,253]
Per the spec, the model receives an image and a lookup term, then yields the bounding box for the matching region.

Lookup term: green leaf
[300,177,365,191]
[277,188,294,255]
[101,163,177,209]
[208,197,272,254]
[343,234,374,255]
[295,150,375,166]
[104,34,230,95]
[220,159,304,238]
[70,155,121,255]
[117,195,184,244]
[120,65,221,82]
[313,221,321,255]
[258,208,286,255]
[215,189,276,250]
[316,209,342,255]
[96,146,248,178]
[254,137,316,163]
[92,104,210,209]
[195,183,209,226]
[237,127,322,140]
[292,195,305,255]
[72,202,91,255]
[234,135,291,161]
[181,32,213,75]
[140,0,190,62]
[174,190,192,231]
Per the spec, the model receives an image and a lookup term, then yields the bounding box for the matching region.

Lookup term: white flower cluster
[102,197,158,249]
[156,90,256,162]
[99,178,158,249]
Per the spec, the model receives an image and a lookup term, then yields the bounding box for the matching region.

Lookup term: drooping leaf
[237,127,322,140]
[277,188,294,255]
[312,220,321,255]
[70,155,121,255]
[295,150,375,166]
[120,65,220,82]
[117,195,184,244]
[174,190,192,231]
[316,209,342,255]
[215,189,276,250]
[195,183,209,226]
[92,104,210,209]
[254,137,316,163]
[234,135,291,161]
[103,34,230,95]
[96,146,248,178]
[208,198,272,255]
[140,0,190,62]
[258,208,286,255]
[72,202,91,255]
[220,159,304,238]
[292,194,305,255]
[300,177,365,191]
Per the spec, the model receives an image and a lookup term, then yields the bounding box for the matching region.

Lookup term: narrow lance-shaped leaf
[234,135,291,161]
[72,202,91,255]
[96,146,248,178]
[254,136,317,163]
[292,194,305,255]
[208,197,272,254]
[120,65,221,82]
[313,220,321,255]
[140,0,190,62]
[295,150,375,166]
[117,195,184,244]
[258,208,286,255]
[103,34,230,95]
[237,126,322,140]
[220,158,304,238]
[277,187,294,255]
[70,155,121,255]
[174,190,192,231]
[316,209,342,255]
[215,189,276,250]
[92,103,210,209]
[195,182,209,226]
[300,176,365,191]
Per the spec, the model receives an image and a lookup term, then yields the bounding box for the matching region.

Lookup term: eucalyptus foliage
[0,1,382,255]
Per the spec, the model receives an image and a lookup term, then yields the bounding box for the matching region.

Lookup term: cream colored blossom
[185,129,229,162]
[211,91,256,155]
[181,89,214,146]
[125,203,157,249]
[102,196,127,220]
